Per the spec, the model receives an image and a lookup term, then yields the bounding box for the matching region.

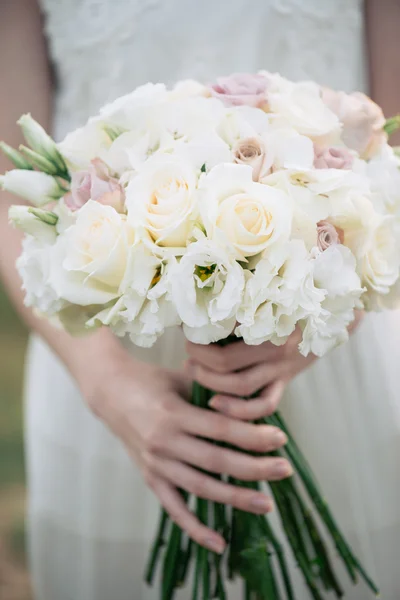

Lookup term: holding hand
[185,329,316,421]
[81,345,292,554]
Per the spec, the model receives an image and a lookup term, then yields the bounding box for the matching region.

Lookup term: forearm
[0,0,122,389]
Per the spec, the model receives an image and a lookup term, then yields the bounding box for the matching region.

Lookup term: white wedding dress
[26,1,400,598]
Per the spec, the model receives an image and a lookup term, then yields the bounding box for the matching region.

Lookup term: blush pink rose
[317,220,344,251]
[321,88,387,159]
[314,145,354,169]
[65,158,125,212]
[209,73,269,108]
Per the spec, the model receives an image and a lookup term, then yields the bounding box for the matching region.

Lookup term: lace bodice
[39,0,367,140]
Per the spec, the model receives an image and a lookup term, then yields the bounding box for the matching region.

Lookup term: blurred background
[0,284,31,599]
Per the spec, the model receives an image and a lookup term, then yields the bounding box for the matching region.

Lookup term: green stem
[145,509,169,584]
[268,413,379,596]
[161,522,183,600]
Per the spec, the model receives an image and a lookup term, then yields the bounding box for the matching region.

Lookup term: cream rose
[361,217,400,294]
[199,164,292,259]
[126,155,198,248]
[50,200,134,305]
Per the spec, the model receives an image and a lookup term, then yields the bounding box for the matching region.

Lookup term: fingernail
[209,396,226,410]
[274,459,293,478]
[249,496,272,513]
[204,538,225,554]
[273,430,288,446]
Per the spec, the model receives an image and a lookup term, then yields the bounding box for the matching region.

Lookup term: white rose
[268,79,340,143]
[0,170,64,206]
[361,217,400,295]
[363,145,400,216]
[126,154,198,249]
[170,239,245,344]
[199,164,292,259]
[330,192,399,293]
[50,200,134,305]
[17,236,65,315]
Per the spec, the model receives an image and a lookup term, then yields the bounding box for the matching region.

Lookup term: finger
[166,434,291,481]
[179,402,287,453]
[185,340,286,374]
[187,360,287,398]
[151,476,225,553]
[154,457,278,513]
[210,380,286,421]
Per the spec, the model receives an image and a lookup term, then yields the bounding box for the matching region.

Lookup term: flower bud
[17,114,68,174]
[0,169,65,206]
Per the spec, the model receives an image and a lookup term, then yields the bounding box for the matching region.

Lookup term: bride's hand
[185,329,316,421]
[80,344,292,554]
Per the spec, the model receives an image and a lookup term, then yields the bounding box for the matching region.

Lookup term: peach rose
[232,137,270,181]
[317,220,344,251]
[209,73,269,108]
[322,88,387,159]
[314,145,354,169]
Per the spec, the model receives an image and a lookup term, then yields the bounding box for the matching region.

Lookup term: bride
[0,0,399,598]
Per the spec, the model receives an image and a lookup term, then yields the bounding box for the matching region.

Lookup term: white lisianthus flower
[168,79,210,100]
[264,166,364,224]
[173,132,231,172]
[50,200,134,305]
[299,245,364,356]
[117,261,181,347]
[17,236,65,315]
[0,170,65,207]
[236,240,324,345]
[267,77,341,143]
[169,239,245,344]
[126,154,198,249]
[199,164,292,260]
[217,106,270,148]
[9,205,57,243]
[262,127,315,172]
[99,126,173,174]
[58,122,111,170]
[98,83,168,130]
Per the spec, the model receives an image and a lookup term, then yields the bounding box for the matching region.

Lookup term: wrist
[68,328,129,401]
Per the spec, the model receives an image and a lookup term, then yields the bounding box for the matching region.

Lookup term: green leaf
[200,163,206,173]
[383,115,400,136]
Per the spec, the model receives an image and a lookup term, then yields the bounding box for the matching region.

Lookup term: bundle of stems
[145,380,379,600]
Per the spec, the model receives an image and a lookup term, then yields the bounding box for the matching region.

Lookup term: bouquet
[2,71,398,599]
